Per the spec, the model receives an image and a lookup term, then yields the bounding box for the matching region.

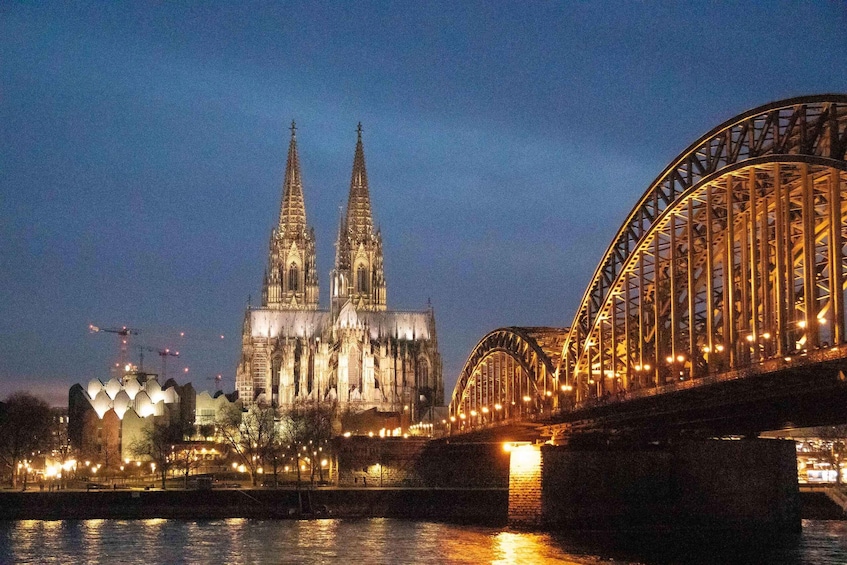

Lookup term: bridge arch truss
[560,95,847,403]
[448,327,567,430]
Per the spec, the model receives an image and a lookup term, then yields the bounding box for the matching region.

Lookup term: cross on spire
[357,122,363,140]
[290,120,297,138]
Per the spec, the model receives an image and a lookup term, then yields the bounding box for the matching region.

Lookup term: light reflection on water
[0,518,845,564]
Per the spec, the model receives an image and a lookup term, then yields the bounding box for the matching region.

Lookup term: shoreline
[1,488,841,525]
[0,487,509,524]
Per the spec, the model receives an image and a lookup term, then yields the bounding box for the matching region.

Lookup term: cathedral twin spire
[278,122,307,234]
[263,122,386,313]
[263,121,319,310]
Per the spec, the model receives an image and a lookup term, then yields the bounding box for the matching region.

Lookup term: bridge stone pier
[508,439,800,532]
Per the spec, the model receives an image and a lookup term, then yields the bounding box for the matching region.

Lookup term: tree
[216,403,277,486]
[171,442,204,488]
[130,417,188,489]
[0,392,53,488]
[280,401,335,486]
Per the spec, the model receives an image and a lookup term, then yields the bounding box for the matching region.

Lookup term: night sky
[2,2,845,406]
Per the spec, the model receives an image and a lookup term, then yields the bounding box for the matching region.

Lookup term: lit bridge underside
[450,95,847,440]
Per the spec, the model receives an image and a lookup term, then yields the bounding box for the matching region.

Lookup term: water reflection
[0,518,844,564]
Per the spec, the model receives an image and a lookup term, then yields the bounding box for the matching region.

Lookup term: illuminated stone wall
[507,444,543,527]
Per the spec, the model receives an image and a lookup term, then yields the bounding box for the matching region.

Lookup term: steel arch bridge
[450,94,847,436]
[448,327,567,430]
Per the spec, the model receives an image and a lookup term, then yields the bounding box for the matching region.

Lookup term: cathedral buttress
[264,121,319,310]
[331,123,387,313]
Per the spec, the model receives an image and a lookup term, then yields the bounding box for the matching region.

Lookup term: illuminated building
[235,123,443,420]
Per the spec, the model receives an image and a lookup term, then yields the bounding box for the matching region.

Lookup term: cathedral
[235,123,443,421]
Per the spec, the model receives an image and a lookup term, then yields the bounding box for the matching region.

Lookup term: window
[357,265,369,294]
[288,264,299,292]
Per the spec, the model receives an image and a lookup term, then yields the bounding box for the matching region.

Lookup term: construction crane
[89,324,140,370]
[137,345,179,381]
[206,374,223,391]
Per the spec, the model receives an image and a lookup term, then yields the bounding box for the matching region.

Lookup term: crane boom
[89,324,140,370]
[136,344,179,379]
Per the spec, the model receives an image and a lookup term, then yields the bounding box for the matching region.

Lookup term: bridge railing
[562,343,847,414]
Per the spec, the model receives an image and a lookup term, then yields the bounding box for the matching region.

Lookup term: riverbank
[0,487,508,524]
[0,487,840,525]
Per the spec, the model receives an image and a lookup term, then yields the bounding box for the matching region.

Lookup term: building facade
[236,123,443,420]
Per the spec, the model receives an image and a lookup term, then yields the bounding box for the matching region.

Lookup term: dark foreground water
[0,518,845,564]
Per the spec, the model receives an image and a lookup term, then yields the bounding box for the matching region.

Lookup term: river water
[0,518,845,564]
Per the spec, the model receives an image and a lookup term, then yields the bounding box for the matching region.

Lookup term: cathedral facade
[235,124,443,421]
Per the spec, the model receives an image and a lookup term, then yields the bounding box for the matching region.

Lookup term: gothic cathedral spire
[263,121,319,310]
[332,123,387,313]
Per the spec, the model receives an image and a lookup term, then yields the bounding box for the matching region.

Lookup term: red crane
[89,324,139,370]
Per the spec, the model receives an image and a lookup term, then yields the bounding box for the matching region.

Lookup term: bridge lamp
[676,355,685,363]
[746,334,755,343]
[665,356,674,364]
[818,315,827,324]
[522,395,532,402]
[545,390,553,397]
[470,410,478,417]
[701,346,711,353]
[459,413,466,420]
[762,332,772,340]
[481,406,489,414]
[494,403,502,410]
[798,320,808,329]
[715,345,725,352]
[561,384,573,392]
[449,416,456,422]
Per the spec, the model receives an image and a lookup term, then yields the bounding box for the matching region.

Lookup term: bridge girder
[561,95,847,406]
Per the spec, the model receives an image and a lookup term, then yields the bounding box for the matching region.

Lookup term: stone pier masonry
[508,438,800,532]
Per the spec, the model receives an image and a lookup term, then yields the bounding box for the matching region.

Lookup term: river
[1,518,845,564]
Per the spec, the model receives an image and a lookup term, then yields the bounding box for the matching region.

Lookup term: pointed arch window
[288,263,299,292]
[357,265,369,294]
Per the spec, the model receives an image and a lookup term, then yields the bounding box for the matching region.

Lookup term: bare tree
[280,401,335,486]
[216,403,277,486]
[172,442,204,488]
[0,392,53,488]
[130,417,187,489]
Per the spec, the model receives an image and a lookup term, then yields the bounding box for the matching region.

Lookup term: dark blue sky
[2,2,846,406]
